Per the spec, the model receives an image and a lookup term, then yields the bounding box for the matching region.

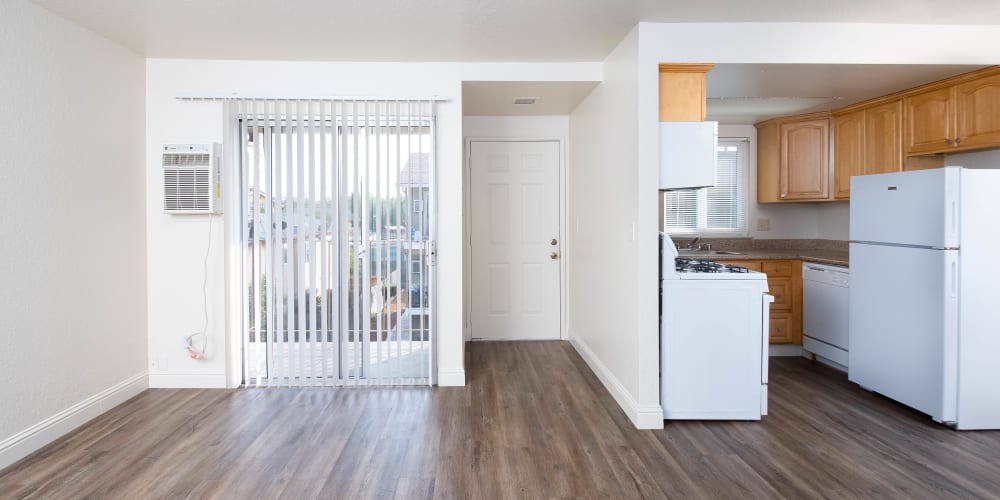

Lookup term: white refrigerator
[849,167,1000,430]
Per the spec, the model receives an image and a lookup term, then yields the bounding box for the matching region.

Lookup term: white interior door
[470,140,560,341]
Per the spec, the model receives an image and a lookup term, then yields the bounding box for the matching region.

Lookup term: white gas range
[660,234,773,420]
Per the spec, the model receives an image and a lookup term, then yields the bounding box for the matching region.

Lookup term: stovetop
[667,258,767,281]
[660,233,766,281]
[676,258,753,274]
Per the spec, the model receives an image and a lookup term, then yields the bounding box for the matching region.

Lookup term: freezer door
[850,168,959,248]
[848,243,958,423]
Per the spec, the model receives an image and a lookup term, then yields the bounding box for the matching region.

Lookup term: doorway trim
[464,137,568,342]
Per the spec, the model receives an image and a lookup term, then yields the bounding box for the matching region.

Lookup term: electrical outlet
[757,218,771,232]
[149,357,168,372]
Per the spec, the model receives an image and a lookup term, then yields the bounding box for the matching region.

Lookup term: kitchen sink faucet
[682,238,712,251]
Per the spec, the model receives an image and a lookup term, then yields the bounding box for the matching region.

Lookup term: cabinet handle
[946,138,954,145]
[955,137,962,145]
[780,193,787,198]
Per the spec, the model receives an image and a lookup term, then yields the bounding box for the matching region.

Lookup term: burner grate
[675,258,752,274]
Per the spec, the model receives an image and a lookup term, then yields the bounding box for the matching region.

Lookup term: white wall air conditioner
[162,143,222,214]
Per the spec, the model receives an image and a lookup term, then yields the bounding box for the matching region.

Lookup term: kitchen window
[663,138,748,236]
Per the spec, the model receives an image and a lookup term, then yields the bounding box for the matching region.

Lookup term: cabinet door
[955,73,1000,149]
[768,277,793,312]
[865,100,904,175]
[779,119,831,200]
[834,110,864,199]
[769,314,794,344]
[904,86,956,155]
[761,260,793,277]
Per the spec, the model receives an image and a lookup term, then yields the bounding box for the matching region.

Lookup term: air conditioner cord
[185,216,212,359]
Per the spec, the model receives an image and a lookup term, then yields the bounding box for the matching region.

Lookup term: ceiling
[462,64,987,119]
[33,0,1000,62]
[462,82,599,115]
[707,64,988,124]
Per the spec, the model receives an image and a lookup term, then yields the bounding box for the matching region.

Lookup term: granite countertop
[674,238,850,267]
[705,249,849,267]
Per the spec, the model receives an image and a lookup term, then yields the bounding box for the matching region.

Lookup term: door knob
[550,238,558,246]
[550,252,559,260]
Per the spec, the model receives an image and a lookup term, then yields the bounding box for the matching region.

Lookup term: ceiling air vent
[513,97,537,105]
[162,143,222,214]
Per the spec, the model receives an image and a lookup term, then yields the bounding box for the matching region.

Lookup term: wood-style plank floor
[3,341,1000,499]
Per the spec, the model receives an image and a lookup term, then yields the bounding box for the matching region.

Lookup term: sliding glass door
[237,99,434,387]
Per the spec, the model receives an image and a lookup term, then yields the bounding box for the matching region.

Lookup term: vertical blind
[223,98,436,387]
[663,139,748,235]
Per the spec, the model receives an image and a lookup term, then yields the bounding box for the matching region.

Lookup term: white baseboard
[570,336,664,430]
[148,371,228,388]
[437,368,466,387]
[0,371,148,471]
[769,344,804,357]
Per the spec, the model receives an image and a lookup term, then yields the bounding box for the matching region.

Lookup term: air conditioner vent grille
[163,153,210,166]
[163,168,211,211]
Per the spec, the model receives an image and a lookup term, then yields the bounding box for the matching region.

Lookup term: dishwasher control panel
[803,263,849,287]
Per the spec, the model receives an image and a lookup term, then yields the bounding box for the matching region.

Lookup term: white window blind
[663,139,748,235]
[226,98,436,387]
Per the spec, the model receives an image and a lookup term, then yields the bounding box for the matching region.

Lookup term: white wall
[568,27,666,428]
[0,0,147,469]
[813,203,850,241]
[946,149,1000,169]
[146,60,600,388]
[462,116,570,342]
[463,115,569,138]
[566,21,1000,430]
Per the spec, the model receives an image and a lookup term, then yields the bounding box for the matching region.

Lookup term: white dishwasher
[802,262,850,368]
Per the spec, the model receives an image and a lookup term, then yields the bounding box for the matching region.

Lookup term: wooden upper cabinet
[760,67,999,202]
[833,110,864,200]
[902,71,1000,155]
[779,118,831,200]
[864,99,904,175]
[904,86,957,155]
[955,73,1000,149]
[658,63,714,121]
[756,122,781,203]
